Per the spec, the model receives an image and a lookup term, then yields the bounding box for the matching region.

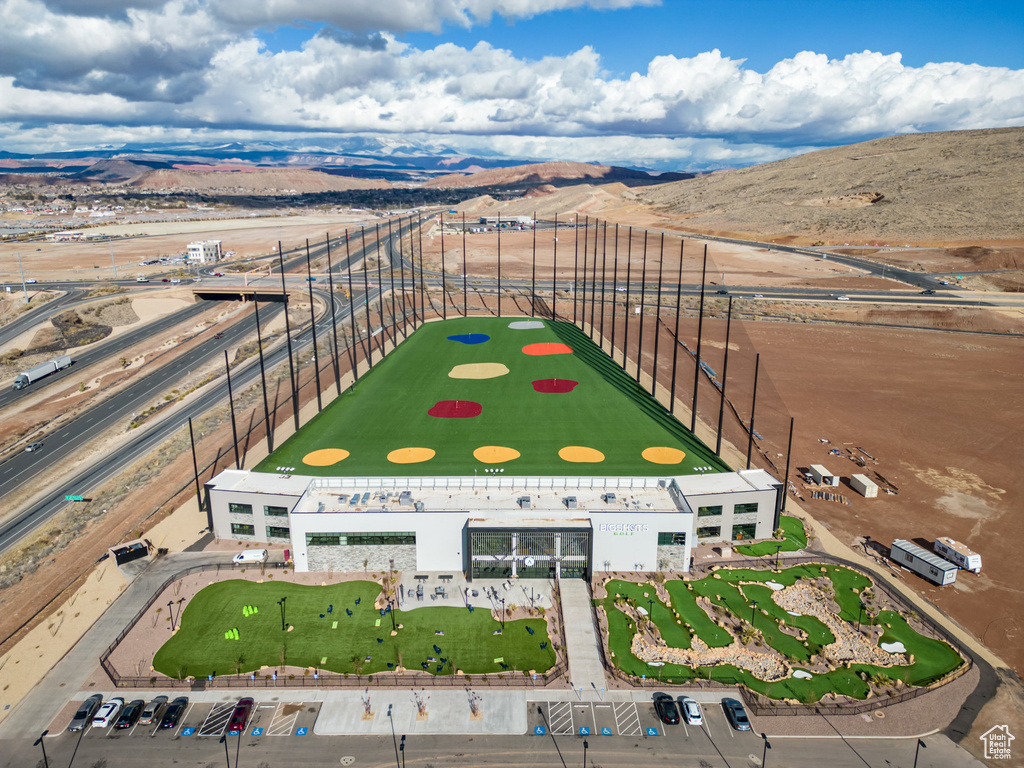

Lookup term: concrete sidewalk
[558,580,608,696]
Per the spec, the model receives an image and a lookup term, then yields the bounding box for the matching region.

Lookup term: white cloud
[0,0,1021,169]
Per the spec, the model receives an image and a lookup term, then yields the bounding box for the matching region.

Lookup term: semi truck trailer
[12,354,72,390]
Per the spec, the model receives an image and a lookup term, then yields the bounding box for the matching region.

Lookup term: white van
[233,549,268,565]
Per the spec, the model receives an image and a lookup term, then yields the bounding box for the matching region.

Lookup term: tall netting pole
[669,239,684,416]
[324,234,341,397]
[610,224,619,358]
[636,230,649,383]
[716,296,734,456]
[651,233,665,399]
[691,246,708,433]
[747,353,761,470]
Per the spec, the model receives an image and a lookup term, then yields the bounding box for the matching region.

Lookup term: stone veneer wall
[306,544,417,573]
[657,545,690,571]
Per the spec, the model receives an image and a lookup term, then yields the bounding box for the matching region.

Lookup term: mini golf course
[597,564,964,703]
[255,317,730,477]
[153,580,555,679]
[735,515,808,557]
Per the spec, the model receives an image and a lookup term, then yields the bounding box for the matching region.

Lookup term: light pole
[761,733,771,766]
[751,599,759,627]
[33,731,49,768]
[167,600,174,630]
[583,738,589,768]
[219,734,230,768]
[858,603,866,633]
[913,737,926,768]
[387,705,400,768]
[500,598,505,631]
[774,544,782,571]
[278,596,287,631]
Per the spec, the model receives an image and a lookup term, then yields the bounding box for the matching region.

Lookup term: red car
[227,697,254,733]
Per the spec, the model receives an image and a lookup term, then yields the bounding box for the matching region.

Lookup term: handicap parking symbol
[534,726,546,736]
[600,727,613,736]
[578,726,590,736]
[251,727,263,736]
[228,729,240,736]
[646,727,659,736]
[181,728,195,736]
[296,727,308,736]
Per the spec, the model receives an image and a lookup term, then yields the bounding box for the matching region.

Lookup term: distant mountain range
[0,138,689,187]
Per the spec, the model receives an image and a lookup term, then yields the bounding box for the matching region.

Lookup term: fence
[99,561,569,691]
[589,552,974,715]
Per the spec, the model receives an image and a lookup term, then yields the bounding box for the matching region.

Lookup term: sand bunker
[532,378,578,393]
[641,446,686,464]
[559,446,605,463]
[522,342,573,356]
[881,641,907,653]
[793,670,813,679]
[509,320,545,330]
[428,400,482,418]
[302,448,350,466]
[765,581,785,591]
[387,447,436,464]
[448,363,510,379]
[473,446,521,464]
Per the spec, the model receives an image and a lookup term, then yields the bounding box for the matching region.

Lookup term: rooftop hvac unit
[518,496,532,509]
[414,501,425,512]
[399,491,413,507]
[564,496,578,509]
[603,493,616,504]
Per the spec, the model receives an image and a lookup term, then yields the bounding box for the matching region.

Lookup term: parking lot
[65,699,321,741]
[531,697,764,749]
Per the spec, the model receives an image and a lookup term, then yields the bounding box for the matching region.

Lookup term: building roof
[892,539,958,571]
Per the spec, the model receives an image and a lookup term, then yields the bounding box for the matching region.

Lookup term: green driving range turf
[255,317,729,477]
[153,580,555,678]
[597,566,964,702]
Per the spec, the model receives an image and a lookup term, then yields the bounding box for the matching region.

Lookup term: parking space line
[198,703,234,736]
[613,702,641,736]
[268,704,301,736]
[573,703,594,734]
[546,701,574,736]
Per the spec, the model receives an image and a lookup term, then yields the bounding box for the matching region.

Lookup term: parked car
[138,695,168,725]
[680,697,703,725]
[159,696,189,729]
[67,694,104,732]
[115,699,145,729]
[25,442,43,452]
[228,697,255,732]
[722,698,751,731]
[654,694,680,725]
[92,697,124,728]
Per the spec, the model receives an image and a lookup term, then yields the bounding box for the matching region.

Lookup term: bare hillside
[452,183,631,219]
[425,161,655,189]
[627,127,1024,243]
[130,168,391,194]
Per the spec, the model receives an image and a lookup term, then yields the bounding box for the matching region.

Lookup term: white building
[187,240,223,264]
[207,469,781,579]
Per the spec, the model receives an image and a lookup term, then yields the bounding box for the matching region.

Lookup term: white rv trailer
[933,537,982,573]
[891,539,957,586]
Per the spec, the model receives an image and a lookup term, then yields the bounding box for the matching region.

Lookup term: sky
[0,0,1022,170]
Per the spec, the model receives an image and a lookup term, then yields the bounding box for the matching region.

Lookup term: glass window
[734,502,759,516]
[267,526,290,539]
[698,505,722,517]
[265,505,289,517]
[230,523,255,536]
[229,503,253,515]
[697,526,721,539]
[657,532,687,546]
[732,523,757,540]
[307,533,341,546]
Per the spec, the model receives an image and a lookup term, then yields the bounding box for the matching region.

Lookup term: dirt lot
[0,211,374,282]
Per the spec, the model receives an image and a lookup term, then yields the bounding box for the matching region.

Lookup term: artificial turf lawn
[596,565,964,702]
[153,580,555,679]
[735,515,808,556]
[255,317,730,477]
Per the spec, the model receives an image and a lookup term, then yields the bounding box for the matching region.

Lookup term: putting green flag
[332,621,338,629]
[375,619,381,627]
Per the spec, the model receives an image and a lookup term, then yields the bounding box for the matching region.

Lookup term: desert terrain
[0,128,1022,764]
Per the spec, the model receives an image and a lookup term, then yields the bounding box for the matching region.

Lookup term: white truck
[934,537,982,573]
[12,354,72,390]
